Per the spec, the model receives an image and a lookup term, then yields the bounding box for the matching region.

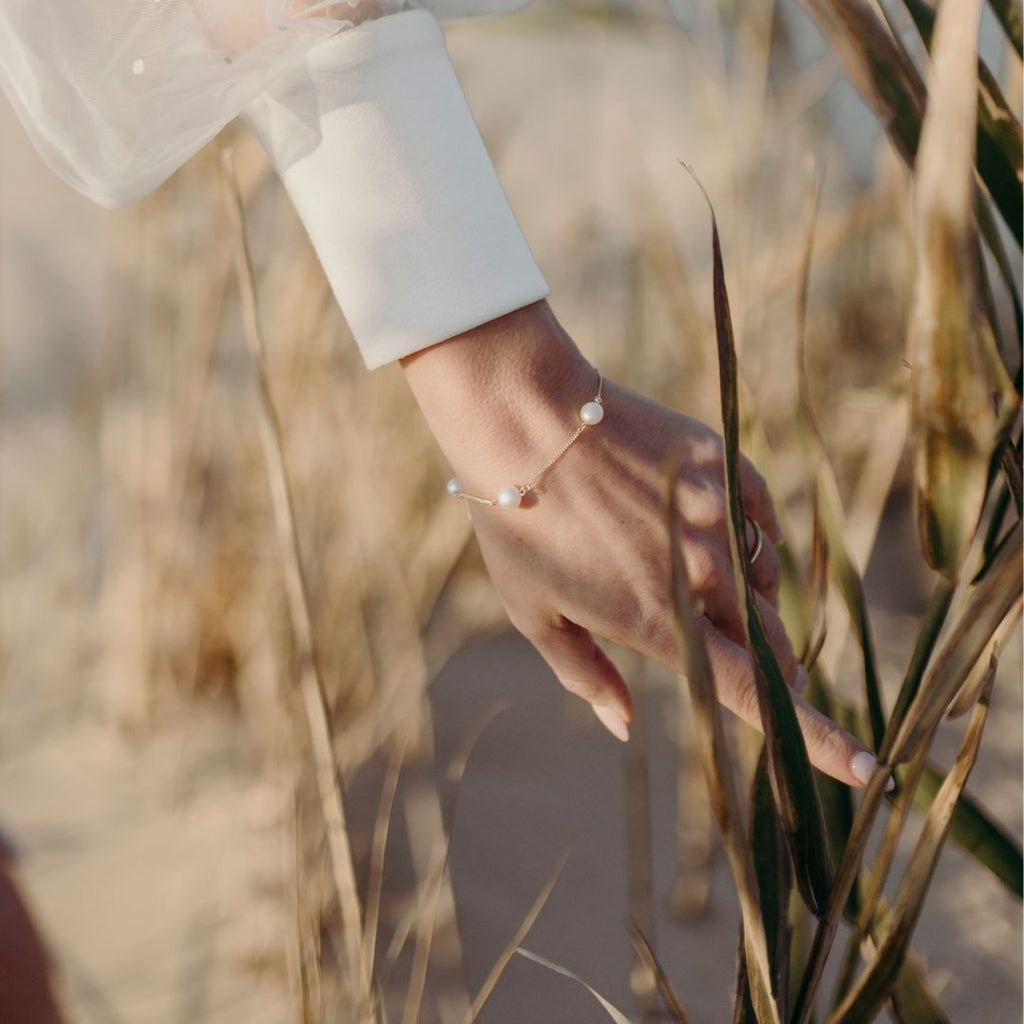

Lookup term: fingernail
[849,751,895,791]
[592,705,630,743]
[795,666,810,695]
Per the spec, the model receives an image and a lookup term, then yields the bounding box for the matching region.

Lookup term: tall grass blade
[833,687,1024,894]
[901,0,1023,228]
[735,753,794,1020]
[909,0,1020,581]
[666,450,781,1024]
[863,902,951,1022]
[1000,438,1024,512]
[790,763,894,1024]
[803,0,1023,300]
[402,703,509,1024]
[800,0,923,165]
[630,923,694,1024]
[515,948,633,1024]
[751,754,793,1009]
[829,671,997,1022]
[463,849,570,1023]
[917,759,1024,896]
[363,739,407,992]
[624,670,659,1020]
[811,448,887,750]
[946,592,1021,715]
[402,838,450,1024]
[795,181,887,750]
[802,489,829,672]
[882,578,956,759]
[220,149,372,1017]
[890,522,1021,762]
[686,165,834,919]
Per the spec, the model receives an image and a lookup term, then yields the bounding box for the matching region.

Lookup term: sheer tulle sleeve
[0,0,531,207]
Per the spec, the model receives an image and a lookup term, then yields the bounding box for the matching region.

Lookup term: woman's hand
[402,301,881,789]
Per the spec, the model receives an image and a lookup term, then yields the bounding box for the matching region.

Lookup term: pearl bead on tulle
[580,401,604,425]
[496,486,523,510]
[446,477,461,496]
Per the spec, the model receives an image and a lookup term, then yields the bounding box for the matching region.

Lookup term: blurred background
[0,0,1020,1021]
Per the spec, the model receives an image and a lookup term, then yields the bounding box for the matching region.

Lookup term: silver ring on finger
[745,516,764,566]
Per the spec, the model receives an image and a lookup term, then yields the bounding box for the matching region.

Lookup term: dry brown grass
[0,1,1020,1021]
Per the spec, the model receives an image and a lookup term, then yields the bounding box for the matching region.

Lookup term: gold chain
[447,372,604,509]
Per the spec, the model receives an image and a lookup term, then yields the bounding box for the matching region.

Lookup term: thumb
[530,619,633,742]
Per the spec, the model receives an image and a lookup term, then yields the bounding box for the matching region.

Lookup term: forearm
[400,302,595,495]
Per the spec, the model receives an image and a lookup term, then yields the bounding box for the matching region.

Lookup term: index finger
[698,618,885,790]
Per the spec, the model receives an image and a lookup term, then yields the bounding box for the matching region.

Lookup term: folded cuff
[244,9,549,369]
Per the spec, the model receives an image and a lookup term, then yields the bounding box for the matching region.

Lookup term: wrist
[401,302,596,493]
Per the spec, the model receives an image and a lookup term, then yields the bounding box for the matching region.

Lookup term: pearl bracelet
[446,373,605,510]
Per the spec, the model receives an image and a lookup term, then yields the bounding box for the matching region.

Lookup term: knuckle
[679,480,727,530]
[733,677,764,728]
[763,610,788,649]
[706,484,729,526]
[742,460,769,499]
[635,597,670,650]
[762,617,796,676]
[685,541,721,589]
[760,550,782,589]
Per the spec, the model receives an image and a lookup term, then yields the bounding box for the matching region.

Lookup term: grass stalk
[220,148,372,1017]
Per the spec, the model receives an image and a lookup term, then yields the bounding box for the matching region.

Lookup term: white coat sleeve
[243,9,549,368]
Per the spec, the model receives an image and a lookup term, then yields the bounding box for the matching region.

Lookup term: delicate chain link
[448,372,603,508]
[519,422,587,494]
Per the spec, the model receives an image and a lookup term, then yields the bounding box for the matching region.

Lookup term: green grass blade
[749,752,794,1015]
[829,672,997,1022]
[686,166,834,919]
[790,765,893,1024]
[882,578,956,759]
[946,593,1021,715]
[916,760,1024,896]
[733,753,795,1022]
[863,902,951,1022]
[815,473,887,750]
[794,177,887,751]
[802,490,830,672]
[890,523,1021,762]
[888,958,951,1023]
[833,683,1023,895]
[666,451,781,1024]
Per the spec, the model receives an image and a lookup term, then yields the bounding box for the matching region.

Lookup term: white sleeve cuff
[243,10,549,369]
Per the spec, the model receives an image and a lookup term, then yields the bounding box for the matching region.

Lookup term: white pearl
[580,400,604,425]
[496,486,523,510]
[446,477,461,496]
